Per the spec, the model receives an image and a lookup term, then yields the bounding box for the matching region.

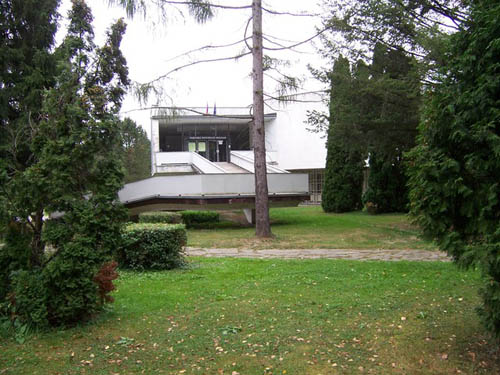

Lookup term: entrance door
[187,140,207,159]
[208,140,218,162]
[187,139,227,162]
[208,140,227,162]
[217,140,227,162]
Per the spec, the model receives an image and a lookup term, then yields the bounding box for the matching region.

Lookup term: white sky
[58,1,327,129]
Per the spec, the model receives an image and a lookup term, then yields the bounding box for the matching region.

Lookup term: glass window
[198,142,206,152]
[188,142,196,152]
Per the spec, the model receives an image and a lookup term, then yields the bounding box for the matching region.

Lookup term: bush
[0,223,31,301]
[1,218,122,328]
[180,211,220,228]
[42,241,105,326]
[138,211,182,224]
[119,223,187,270]
[94,261,119,304]
[8,270,48,328]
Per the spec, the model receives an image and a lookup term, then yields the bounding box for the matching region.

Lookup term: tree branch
[163,37,250,63]
[263,27,328,51]
[261,6,319,17]
[145,51,252,85]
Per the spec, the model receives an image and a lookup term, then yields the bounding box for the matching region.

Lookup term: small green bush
[119,223,187,270]
[0,223,32,301]
[139,211,182,224]
[9,270,48,328]
[1,215,123,328]
[180,211,220,228]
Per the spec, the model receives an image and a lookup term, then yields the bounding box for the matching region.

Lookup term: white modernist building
[118,102,327,219]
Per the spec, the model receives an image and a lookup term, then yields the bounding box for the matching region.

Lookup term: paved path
[186,247,451,262]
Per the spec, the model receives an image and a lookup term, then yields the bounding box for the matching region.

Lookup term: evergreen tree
[0,0,60,256]
[362,152,407,213]
[0,0,129,326]
[120,117,151,183]
[361,44,420,160]
[407,0,500,338]
[322,56,364,213]
[360,44,420,213]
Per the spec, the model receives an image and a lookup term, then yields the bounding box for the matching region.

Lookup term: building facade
[149,102,327,203]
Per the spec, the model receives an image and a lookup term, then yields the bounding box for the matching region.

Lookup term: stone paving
[186,247,451,262]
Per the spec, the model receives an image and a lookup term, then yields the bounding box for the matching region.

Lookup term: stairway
[213,162,251,173]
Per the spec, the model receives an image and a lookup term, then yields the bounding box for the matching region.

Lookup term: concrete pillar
[243,208,256,224]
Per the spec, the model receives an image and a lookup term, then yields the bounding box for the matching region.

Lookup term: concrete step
[213,162,251,173]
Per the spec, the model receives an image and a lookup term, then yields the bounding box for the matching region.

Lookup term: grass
[1,258,499,374]
[187,206,436,250]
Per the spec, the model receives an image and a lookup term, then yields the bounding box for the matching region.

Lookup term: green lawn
[1,258,499,374]
[187,207,436,250]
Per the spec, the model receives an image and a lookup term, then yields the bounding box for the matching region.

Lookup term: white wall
[265,100,327,171]
[127,102,328,174]
[119,173,309,203]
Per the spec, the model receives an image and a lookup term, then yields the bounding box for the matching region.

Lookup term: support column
[243,208,256,224]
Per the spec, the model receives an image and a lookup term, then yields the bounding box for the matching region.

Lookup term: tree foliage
[356,44,420,213]
[406,0,500,338]
[315,43,420,213]
[320,0,467,76]
[363,152,407,213]
[321,56,364,213]
[120,117,151,183]
[0,0,129,327]
[358,44,420,160]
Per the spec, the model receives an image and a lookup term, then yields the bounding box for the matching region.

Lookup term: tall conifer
[322,56,364,213]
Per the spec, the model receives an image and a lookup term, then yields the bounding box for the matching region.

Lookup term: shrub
[94,261,119,304]
[139,211,182,224]
[119,223,187,270]
[0,223,31,301]
[8,270,48,328]
[180,211,220,228]
[42,241,104,326]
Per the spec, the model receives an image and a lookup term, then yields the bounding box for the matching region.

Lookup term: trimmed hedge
[180,211,219,228]
[138,211,182,224]
[118,223,187,270]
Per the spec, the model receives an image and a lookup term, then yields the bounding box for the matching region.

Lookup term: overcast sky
[58,1,327,128]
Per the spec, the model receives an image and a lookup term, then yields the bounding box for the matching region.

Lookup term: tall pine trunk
[252,0,271,237]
